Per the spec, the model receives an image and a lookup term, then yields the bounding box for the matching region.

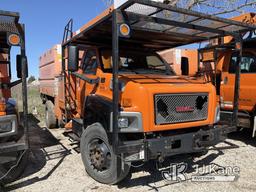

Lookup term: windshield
[100,49,175,75]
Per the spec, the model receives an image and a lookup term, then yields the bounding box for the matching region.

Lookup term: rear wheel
[45,101,57,129]
[80,123,130,184]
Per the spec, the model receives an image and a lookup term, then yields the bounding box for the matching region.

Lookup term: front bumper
[0,134,28,164]
[0,115,28,156]
[0,134,28,155]
[119,125,236,162]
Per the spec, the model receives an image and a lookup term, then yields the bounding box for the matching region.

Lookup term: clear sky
[1,0,106,79]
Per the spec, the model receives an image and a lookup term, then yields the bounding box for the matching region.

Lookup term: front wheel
[80,123,130,184]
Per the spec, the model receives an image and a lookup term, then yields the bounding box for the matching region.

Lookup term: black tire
[45,100,57,129]
[80,123,130,184]
[0,150,29,185]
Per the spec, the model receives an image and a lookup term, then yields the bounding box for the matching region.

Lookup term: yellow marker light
[8,34,21,46]
[119,24,130,37]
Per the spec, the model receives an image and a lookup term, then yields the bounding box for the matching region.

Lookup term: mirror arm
[10,79,22,88]
[71,72,99,84]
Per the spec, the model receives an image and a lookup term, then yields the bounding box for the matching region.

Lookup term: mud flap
[252,116,256,138]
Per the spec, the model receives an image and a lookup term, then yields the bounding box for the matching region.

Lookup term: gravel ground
[2,115,256,192]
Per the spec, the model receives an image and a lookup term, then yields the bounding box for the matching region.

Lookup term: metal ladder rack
[62,19,76,124]
[62,19,73,44]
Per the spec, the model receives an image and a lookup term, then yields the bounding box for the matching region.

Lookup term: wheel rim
[88,138,112,172]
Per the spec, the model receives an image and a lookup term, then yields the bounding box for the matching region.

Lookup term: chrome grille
[154,94,208,125]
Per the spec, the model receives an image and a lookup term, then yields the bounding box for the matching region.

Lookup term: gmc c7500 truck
[39,0,254,184]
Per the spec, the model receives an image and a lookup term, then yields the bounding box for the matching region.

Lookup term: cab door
[221,52,256,111]
[76,49,99,114]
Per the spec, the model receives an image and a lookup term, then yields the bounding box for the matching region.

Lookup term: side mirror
[181,57,189,76]
[16,55,28,79]
[68,46,78,72]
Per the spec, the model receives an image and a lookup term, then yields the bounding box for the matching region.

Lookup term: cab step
[63,131,80,142]
[72,118,83,137]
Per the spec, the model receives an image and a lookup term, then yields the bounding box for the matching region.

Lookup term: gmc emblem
[176,106,195,113]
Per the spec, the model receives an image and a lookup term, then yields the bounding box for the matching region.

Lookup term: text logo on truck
[175,106,195,113]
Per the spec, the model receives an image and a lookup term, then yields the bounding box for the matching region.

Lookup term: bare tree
[165,0,256,15]
[102,0,256,16]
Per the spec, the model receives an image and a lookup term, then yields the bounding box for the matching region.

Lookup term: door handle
[71,72,99,84]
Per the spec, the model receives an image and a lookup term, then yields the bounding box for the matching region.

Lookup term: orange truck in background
[198,13,256,136]
[38,0,254,184]
[0,10,29,184]
[39,45,63,128]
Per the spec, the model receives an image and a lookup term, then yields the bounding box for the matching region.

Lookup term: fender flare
[82,95,113,132]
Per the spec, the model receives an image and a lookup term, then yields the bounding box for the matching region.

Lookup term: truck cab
[220,48,256,112]
[77,47,217,133]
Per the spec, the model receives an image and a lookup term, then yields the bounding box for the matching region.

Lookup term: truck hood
[119,73,216,132]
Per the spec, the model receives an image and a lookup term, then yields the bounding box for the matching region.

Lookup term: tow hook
[158,155,165,163]
[156,155,165,171]
[194,137,202,148]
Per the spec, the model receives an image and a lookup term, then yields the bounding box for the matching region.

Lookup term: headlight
[118,117,129,128]
[0,121,13,133]
[214,105,220,124]
[0,115,17,137]
[111,112,143,132]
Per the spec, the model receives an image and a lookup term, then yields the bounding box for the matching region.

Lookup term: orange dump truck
[0,10,29,184]
[39,0,253,184]
[39,45,63,128]
[198,13,256,136]
[39,45,62,100]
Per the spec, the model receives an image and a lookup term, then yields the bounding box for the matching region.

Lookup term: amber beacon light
[119,23,130,37]
[8,33,21,46]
